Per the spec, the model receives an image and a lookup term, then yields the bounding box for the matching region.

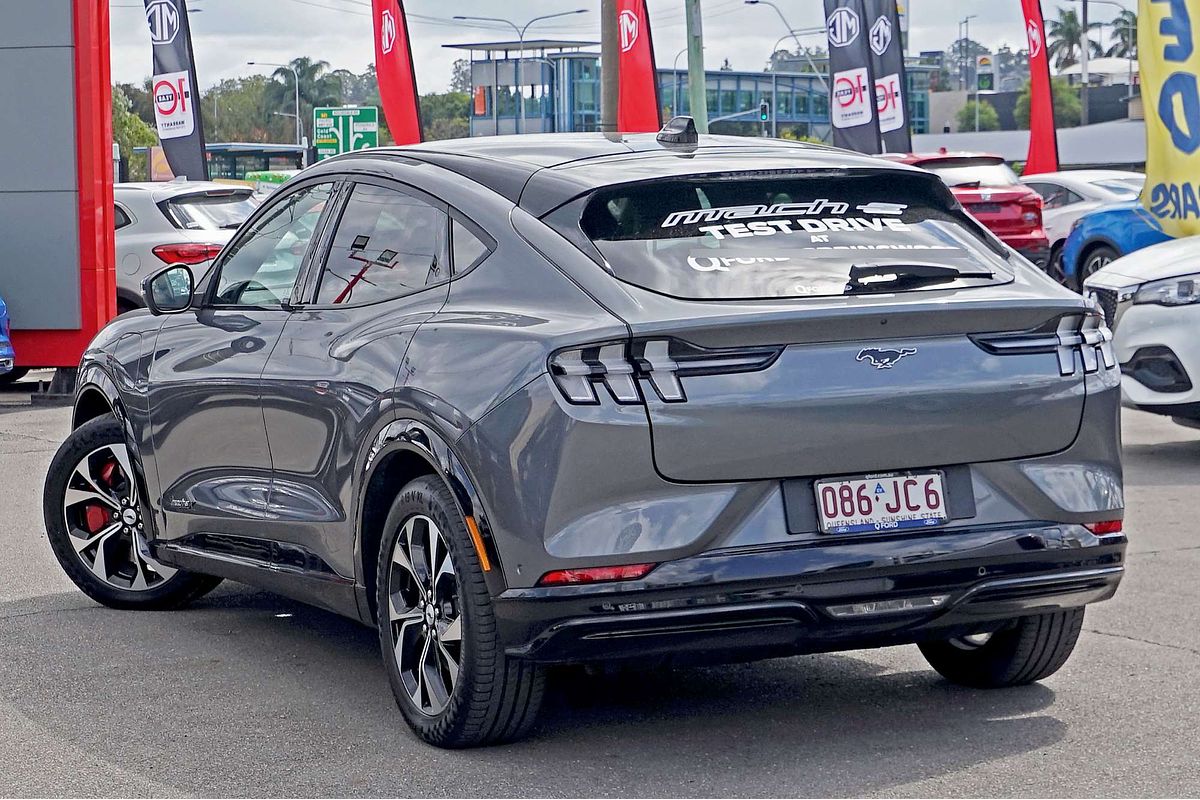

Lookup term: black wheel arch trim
[353,417,508,620]
[1075,235,1122,272]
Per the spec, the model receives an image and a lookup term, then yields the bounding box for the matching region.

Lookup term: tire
[0,368,30,385]
[918,608,1086,688]
[1077,244,1118,290]
[1046,243,1068,286]
[376,476,544,748]
[42,414,222,610]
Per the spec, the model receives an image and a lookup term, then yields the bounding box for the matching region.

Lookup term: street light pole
[744,1,828,90]
[454,10,587,134]
[248,60,301,145]
[672,47,687,118]
[766,28,824,138]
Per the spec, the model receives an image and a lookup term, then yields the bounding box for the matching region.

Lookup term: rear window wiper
[846,262,994,294]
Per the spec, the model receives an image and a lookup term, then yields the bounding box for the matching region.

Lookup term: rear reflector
[153,243,224,265]
[537,563,656,587]
[1085,520,1123,535]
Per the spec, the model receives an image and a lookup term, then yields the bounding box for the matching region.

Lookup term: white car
[1021,170,1145,280]
[114,182,259,312]
[1084,235,1200,426]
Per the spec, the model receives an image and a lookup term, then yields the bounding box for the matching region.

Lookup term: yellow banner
[1140,0,1200,238]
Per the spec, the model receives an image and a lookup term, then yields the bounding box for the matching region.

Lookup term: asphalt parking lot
[1,384,1197,798]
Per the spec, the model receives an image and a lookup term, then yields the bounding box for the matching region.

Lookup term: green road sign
[313,106,379,161]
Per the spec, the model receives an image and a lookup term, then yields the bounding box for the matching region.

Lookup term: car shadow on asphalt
[1,584,1064,797]
[1122,438,1200,487]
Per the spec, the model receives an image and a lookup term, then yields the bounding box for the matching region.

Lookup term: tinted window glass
[1031,184,1082,210]
[165,191,259,231]
[452,219,489,272]
[1092,177,1144,198]
[919,158,1020,188]
[571,174,1011,301]
[212,182,333,307]
[316,184,448,305]
[114,205,132,230]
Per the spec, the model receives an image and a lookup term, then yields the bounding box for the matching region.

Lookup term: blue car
[0,292,14,379]
[1061,200,1171,290]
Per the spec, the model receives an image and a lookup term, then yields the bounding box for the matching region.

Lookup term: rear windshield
[163,191,259,231]
[568,173,1011,301]
[918,158,1020,188]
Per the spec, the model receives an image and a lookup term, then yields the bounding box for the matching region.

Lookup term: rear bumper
[495,524,1125,664]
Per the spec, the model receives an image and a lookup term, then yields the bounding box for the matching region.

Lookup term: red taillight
[1019,199,1043,227]
[1085,520,1123,535]
[537,563,657,587]
[152,243,223,265]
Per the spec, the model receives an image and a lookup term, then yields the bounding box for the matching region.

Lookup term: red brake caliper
[83,460,121,534]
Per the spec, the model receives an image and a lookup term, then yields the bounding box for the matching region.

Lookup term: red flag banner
[616,0,662,132]
[372,0,422,144]
[1020,0,1059,174]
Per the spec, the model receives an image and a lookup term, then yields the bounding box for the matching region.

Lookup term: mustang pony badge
[856,347,916,369]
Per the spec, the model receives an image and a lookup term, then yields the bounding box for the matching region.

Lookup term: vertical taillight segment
[549,339,782,406]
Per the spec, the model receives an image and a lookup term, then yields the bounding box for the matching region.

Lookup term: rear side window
[164,191,259,231]
[451,219,489,273]
[315,183,449,305]
[569,173,1011,301]
[114,205,132,230]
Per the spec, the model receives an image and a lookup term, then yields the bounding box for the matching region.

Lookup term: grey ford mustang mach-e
[44,124,1126,747]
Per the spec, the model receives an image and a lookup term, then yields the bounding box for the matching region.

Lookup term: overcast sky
[110,0,1139,94]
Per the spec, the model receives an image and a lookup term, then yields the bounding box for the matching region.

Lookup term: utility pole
[600,0,619,131]
[1080,0,1090,125]
[685,0,708,133]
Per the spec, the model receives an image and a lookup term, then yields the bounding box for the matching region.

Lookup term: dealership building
[448,39,934,141]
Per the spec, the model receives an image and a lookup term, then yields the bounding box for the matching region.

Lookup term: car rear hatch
[912,156,1043,241]
[545,169,1104,482]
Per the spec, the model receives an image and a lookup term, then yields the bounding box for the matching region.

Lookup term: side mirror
[143,265,195,315]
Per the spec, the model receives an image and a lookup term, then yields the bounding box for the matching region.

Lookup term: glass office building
[450,40,932,141]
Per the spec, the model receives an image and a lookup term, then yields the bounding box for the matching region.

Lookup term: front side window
[565,173,1012,301]
[315,184,448,305]
[211,182,334,307]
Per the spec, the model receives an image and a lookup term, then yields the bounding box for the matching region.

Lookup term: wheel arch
[72,369,126,430]
[354,418,504,622]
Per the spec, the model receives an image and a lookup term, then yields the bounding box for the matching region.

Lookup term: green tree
[1014,77,1082,128]
[420,91,470,141]
[115,80,155,127]
[945,38,990,91]
[956,99,1001,132]
[112,85,158,181]
[1046,8,1103,70]
[202,76,291,143]
[264,57,343,141]
[450,59,472,94]
[1105,9,1138,58]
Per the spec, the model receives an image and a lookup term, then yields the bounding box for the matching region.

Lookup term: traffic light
[759,99,771,122]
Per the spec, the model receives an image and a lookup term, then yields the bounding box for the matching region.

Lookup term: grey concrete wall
[0,0,81,330]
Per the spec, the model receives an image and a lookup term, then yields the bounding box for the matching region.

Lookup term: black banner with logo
[863,0,911,153]
[824,0,880,154]
[143,0,208,179]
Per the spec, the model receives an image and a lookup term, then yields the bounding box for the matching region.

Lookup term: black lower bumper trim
[499,558,1124,665]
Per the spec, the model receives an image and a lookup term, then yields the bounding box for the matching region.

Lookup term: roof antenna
[657,116,699,146]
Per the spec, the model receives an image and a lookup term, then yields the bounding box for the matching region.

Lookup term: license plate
[815,472,947,535]
[968,202,1003,214]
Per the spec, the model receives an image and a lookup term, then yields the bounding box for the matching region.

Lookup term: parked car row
[113,181,259,313]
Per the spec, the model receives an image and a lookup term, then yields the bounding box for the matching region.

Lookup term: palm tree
[1105,9,1138,58]
[265,57,343,140]
[1046,7,1103,70]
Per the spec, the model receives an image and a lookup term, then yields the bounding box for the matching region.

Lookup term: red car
[882,152,1050,268]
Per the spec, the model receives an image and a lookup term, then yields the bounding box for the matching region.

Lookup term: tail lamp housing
[549,339,782,405]
[153,243,224,266]
[537,563,657,586]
